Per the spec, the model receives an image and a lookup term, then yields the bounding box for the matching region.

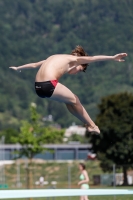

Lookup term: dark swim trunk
[35,80,58,98]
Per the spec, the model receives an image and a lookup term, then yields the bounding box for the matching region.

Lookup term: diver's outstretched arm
[76,53,127,65]
[9,60,45,71]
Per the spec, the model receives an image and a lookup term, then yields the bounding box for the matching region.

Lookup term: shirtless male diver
[10,46,127,135]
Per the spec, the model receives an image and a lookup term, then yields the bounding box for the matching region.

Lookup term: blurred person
[35,175,45,187]
[39,176,44,186]
[10,46,127,135]
[78,163,89,200]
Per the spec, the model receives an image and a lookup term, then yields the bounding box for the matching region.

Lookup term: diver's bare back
[35,54,76,82]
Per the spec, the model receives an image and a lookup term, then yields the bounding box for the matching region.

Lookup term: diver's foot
[85,124,100,135]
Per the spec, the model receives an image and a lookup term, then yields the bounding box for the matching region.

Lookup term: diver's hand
[113,53,127,62]
[9,66,18,70]
[9,66,21,72]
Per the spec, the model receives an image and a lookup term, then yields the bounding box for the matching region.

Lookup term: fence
[0,160,133,189]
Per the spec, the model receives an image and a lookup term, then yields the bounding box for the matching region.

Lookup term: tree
[68,133,87,143]
[89,92,133,185]
[0,128,18,144]
[12,103,64,189]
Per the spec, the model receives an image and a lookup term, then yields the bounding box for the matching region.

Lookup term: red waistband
[50,80,58,87]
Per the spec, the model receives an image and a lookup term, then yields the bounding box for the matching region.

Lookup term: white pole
[68,165,71,200]
[1,136,5,185]
[0,138,2,184]
[113,164,116,200]
[113,164,116,187]
[16,144,20,187]
[68,165,71,189]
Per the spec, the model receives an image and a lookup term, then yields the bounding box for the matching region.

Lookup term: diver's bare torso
[35,54,77,82]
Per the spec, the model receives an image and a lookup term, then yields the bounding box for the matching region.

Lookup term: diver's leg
[50,83,100,134]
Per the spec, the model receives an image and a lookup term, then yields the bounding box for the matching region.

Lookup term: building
[0,143,92,161]
[64,124,86,138]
